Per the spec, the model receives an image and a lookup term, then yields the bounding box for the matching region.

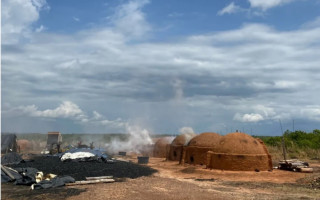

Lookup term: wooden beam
[1,165,15,180]
[65,179,115,186]
[86,176,113,180]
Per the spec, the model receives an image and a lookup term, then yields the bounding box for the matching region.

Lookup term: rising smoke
[179,126,196,145]
[105,124,153,155]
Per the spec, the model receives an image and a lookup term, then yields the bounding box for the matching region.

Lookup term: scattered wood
[1,165,15,180]
[86,176,113,180]
[299,168,313,173]
[65,178,115,186]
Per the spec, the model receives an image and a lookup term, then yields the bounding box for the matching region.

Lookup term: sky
[1,0,320,135]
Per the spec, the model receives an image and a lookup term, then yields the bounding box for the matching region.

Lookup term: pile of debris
[1,165,75,190]
[278,159,313,173]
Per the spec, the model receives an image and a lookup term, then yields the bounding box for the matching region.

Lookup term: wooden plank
[65,179,115,186]
[86,176,113,180]
[299,168,313,173]
[1,165,15,180]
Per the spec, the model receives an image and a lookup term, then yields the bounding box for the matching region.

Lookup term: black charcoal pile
[8,156,157,181]
[1,152,23,165]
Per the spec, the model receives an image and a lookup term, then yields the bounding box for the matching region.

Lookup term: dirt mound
[7,156,157,181]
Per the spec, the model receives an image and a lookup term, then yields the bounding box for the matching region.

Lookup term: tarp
[1,134,18,153]
[2,166,75,189]
[61,152,95,161]
[14,167,39,185]
[31,176,75,189]
[59,148,109,162]
[1,166,22,183]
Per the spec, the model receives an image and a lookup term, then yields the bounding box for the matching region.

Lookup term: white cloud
[110,0,151,39]
[92,111,103,120]
[248,0,294,11]
[2,0,48,44]
[35,25,46,32]
[302,16,320,29]
[55,59,80,69]
[6,102,127,129]
[233,113,264,122]
[2,0,320,133]
[73,17,80,22]
[217,2,246,15]
[300,107,320,121]
[218,0,297,16]
[25,101,85,119]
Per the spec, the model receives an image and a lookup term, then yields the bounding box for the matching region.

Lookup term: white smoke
[105,124,153,154]
[179,126,196,145]
[179,126,194,134]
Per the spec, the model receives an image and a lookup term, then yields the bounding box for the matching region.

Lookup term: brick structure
[167,133,196,161]
[153,137,174,158]
[183,132,221,165]
[182,132,272,171]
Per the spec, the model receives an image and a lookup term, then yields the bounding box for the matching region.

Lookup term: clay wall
[206,151,272,171]
[153,143,170,158]
[167,145,183,161]
[184,146,215,165]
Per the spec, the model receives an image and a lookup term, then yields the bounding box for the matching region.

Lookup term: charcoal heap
[7,156,157,181]
[1,152,23,165]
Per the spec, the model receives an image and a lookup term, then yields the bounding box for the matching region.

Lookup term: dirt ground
[2,156,320,200]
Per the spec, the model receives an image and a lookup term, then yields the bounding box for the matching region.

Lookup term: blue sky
[2,0,320,135]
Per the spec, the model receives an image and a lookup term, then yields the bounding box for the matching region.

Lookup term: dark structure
[46,132,62,153]
[1,134,18,154]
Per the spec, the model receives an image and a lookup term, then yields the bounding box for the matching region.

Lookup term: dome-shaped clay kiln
[153,137,174,158]
[217,132,266,154]
[168,133,196,161]
[188,132,221,148]
[206,132,272,171]
[183,132,222,165]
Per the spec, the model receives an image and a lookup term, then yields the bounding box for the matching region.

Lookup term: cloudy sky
[2,0,320,135]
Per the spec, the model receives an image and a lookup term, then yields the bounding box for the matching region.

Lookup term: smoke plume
[105,124,153,154]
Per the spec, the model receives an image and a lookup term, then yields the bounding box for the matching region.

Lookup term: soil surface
[2,155,320,200]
